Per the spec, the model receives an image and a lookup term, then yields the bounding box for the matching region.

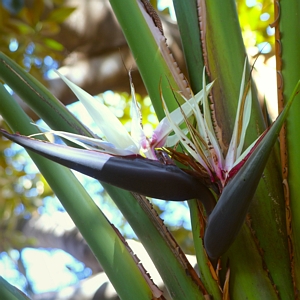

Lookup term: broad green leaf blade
[0,277,30,300]
[0,84,158,300]
[204,80,300,261]
[111,191,208,300]
[173,0,205,93]
[222,225,279,300]
[109,0,186,120]
[188,201,222,300]
[279,0,300,288]
[205,0,250,141]
[0,52,92,138]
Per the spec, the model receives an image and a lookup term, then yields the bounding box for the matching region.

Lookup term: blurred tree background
[0,0,275,299]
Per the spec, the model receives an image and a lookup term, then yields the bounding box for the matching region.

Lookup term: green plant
[0,0,299,299]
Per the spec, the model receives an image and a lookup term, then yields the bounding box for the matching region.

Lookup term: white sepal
[56,71,138,153]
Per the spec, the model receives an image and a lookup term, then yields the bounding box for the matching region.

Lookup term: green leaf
[46,6,77,23]
[189,201,222,300]
[31,0,44,26]
[0,277,30,300]
[173,0,205,93]
[279,0,300,288]
[110,0,187,120]
[42,38,64,51]
[39,21,60,35]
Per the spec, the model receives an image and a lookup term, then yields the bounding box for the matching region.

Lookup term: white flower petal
[201,71,224,179]
[236,85,252,156]
[232,136,258,168]
[129,73,146,148]
[225,58,252,171]
[161,93,212,175]
[151,82,214,149]
[30,130,136,155]
[56,71,138,152]
[165,129,188,147]
[179,76,224,179]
